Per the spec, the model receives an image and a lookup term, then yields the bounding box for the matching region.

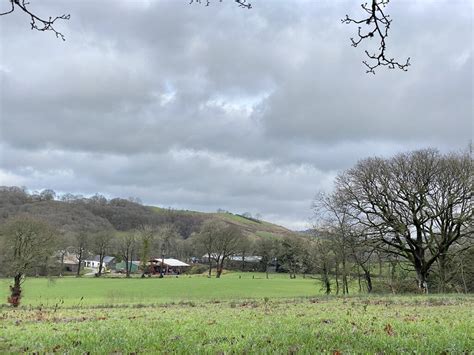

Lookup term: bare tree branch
[342,0,410,74]
[0,0,70,41]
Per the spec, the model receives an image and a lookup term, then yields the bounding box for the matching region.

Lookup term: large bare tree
[335,149,472,293]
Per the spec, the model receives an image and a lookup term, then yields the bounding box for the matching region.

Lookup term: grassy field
[0,275,473,353]
[0,273,319,307]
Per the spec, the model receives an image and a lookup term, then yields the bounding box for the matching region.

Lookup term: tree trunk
[8,273,23,307]
[208,253,212,277]
[357,265,362,293]
[125,257,131,278]
[460,258,468,294]
[342,259,348,295]
[216,263,223,278]
[76,249,83,277]
[322,264,331,295]
[389,259,397,294]
[97,254,105,277]
[378,253,383,277]
[437,254,448,293]
[216,257,226,278]
[413,253,429,293]
[335,263,340,295]
[416,268,429,294]
[364,269,372,293]
[59,252,65,277]
[127,259,133,277]
[160,254,165,278]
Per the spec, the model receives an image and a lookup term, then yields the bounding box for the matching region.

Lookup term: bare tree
[158,224,181,258]
[92,230,113,277]
[342,0,410,74]
[0,216,58,307]
[213,224,246,278]
[193,220,224,277]
[116,232,137,278]
[335,148,472,293]
[313,192,354,294]
[73,230,89,277]
[277,237,308,279]
[255,237,278,279]
[348,228,376,293]
[238,237,254,271]
[137,224,155,278]
[310,237,335,295]
[193,220,246,278]
[154,224,182,276]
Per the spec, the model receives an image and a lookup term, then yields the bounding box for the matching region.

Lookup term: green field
[0,273,319,307]
[0,275,473,353]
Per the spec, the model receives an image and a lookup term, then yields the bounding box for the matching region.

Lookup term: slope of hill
[0,186,299,240]
[149,206,297,240]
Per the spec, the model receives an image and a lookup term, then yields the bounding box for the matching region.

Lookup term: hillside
[149,206,298,240]
[0,186,299,241]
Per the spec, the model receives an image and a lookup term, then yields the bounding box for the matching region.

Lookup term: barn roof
[150,258,190,267]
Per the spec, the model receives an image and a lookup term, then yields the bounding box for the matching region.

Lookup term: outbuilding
[115,261,140,274]
[149,258,190,275]
[83,256,116,270]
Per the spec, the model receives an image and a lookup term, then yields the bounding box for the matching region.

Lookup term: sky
[0,0,472,230]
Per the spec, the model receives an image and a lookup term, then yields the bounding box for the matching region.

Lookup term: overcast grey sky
[0,0,472,229]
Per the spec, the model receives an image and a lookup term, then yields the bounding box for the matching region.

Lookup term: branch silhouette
[342,0,410,74]
[0,0,70,41]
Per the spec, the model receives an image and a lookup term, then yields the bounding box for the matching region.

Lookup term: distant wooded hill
[0,186,299,240]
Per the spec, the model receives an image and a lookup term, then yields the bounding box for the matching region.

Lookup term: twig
[0,0,70,41]
[342,0,410,74]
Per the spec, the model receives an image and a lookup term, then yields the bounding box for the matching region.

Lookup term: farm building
[83,255,116,270]
[148,258,190,275]
[201,254,262,263]
[60,252,79,273]
[115,261,140,274]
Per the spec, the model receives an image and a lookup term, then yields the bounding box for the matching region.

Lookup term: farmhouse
[83,256,116,270]
[61,252,79,273]
[148,258,190,275]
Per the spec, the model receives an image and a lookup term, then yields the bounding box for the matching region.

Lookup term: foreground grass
[1,296,472,353]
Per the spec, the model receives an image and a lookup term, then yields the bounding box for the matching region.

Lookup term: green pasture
[1,295,472,353]
[1,274,472,353]
[0,273,321,307]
